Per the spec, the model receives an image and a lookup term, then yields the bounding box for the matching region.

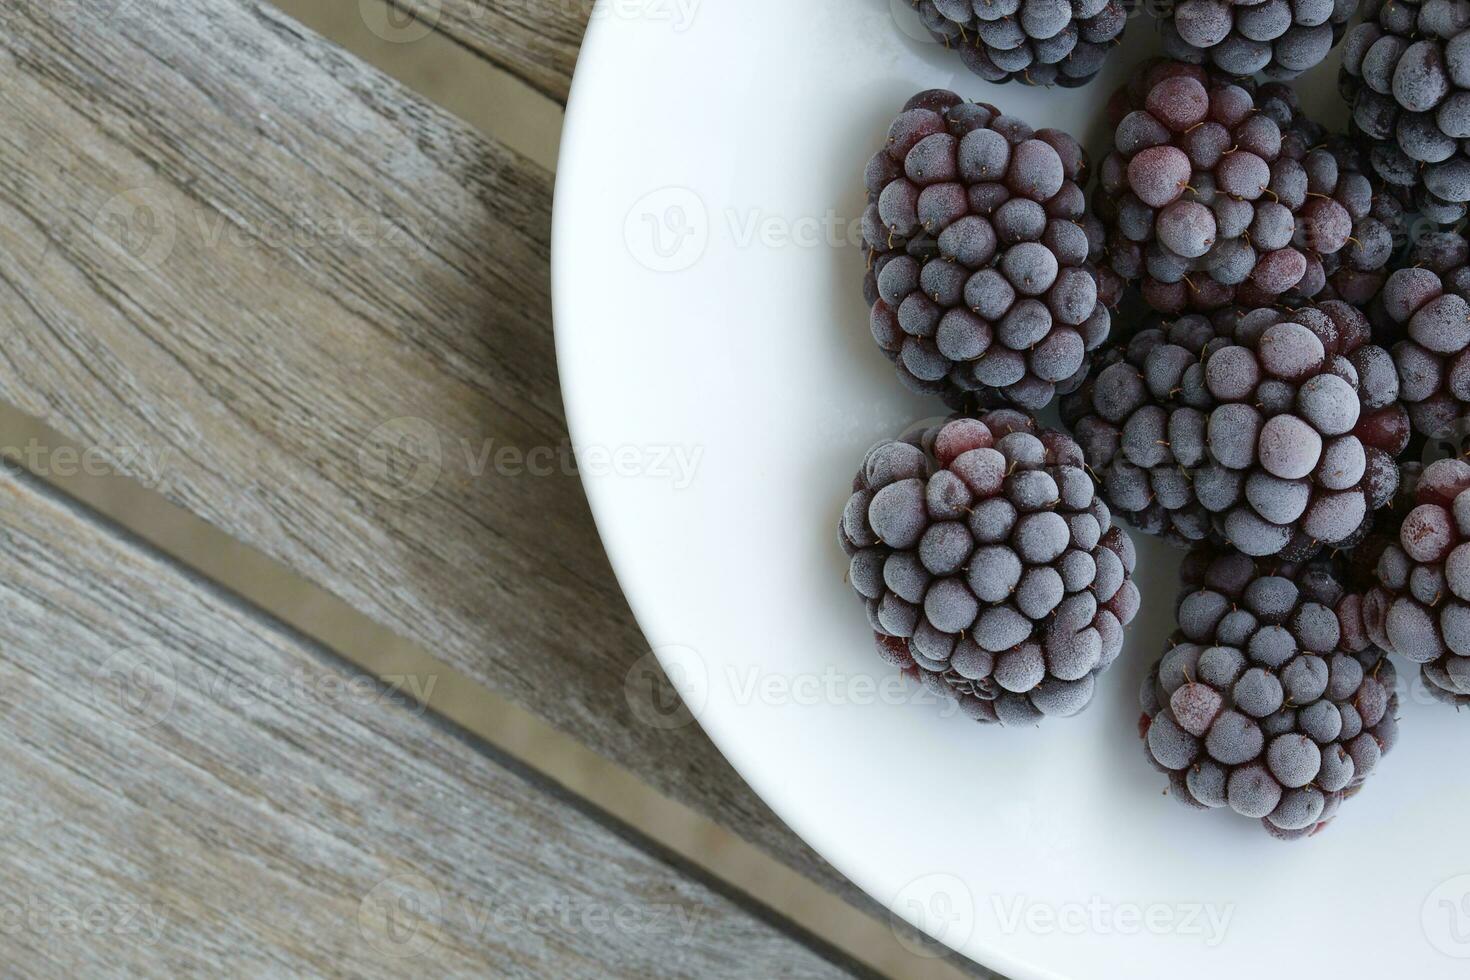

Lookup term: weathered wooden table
[0,2,992,976]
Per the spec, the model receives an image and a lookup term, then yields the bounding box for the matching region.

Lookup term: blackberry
[1140,546,1400,839]
[1409,227,1470,282]
[904,0,1129,87]
[1340,0,1470,224]
[1096,61,1394,314]
[862,90,1116,411]
[1379,231,1470,443]
[1060,301,1410,557]
[1253,82,1404,306]
[839,411,1140,726]
[1362,457,1470,705]
[1160,0,1358,80]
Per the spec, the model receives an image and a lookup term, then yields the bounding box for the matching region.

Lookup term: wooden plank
[0,0,863,930]
[0,466,853,978]
[270,0,566,169]
[371,0,596,104]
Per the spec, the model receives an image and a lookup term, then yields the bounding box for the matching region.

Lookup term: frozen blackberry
[1378,232,1470,443]
[1060,301,1410,557]
[1361,458,1470,706]
[1340,0,1470,224]
[1140,546,1400,839]
[862,91,1116,411]
[839,411,1140,726]
[1096,61,1395,314]
[1253,82,1404,306]
[1160,0,1358,80]
[1378,227,1470,342]
[904,0,1129,87]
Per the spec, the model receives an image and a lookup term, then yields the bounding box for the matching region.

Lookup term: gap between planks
[0,462,853,979]
[271,0,564,171]
[0,402,979,980]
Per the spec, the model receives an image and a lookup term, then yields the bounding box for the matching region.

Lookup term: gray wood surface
[384,0,594,103]
[0,465,852,978]
[0,0,861,924]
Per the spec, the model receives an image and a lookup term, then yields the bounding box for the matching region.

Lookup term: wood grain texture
[0,0,860,923]
[270,0,566,169]
[0,466,853,978]
[380,0,596,104]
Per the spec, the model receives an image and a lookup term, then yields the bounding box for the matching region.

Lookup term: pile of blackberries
[844,29,1470,837]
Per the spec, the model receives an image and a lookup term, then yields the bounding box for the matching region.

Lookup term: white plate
[552,3,1470,977]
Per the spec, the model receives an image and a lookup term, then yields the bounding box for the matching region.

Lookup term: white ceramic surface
[552,3,1470,977]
